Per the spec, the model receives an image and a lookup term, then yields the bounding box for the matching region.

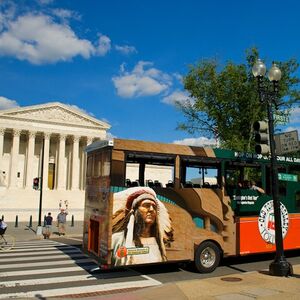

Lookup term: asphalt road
[1,237,299,299]
[60,236,300,283]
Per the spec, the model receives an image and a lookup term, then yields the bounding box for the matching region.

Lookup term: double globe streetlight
[252,59,293,276]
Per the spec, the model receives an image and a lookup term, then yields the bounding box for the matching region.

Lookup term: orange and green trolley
[83,138,300,273]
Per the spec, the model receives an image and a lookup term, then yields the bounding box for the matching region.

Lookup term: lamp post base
[36,225,43,236]
[269,259,293,277]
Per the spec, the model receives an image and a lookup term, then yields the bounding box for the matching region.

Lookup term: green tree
[178,48,300,152]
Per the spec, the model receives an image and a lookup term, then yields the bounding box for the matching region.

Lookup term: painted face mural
[111,187,173,266]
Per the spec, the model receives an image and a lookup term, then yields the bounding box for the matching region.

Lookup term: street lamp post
[252,59,293,277]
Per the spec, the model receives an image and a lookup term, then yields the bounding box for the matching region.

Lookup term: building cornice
[0,114,108,131]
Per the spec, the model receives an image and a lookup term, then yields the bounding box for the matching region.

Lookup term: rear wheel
[195,241,220,273]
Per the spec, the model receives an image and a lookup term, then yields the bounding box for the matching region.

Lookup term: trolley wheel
[195,241,221,273]
[0,234,16,251]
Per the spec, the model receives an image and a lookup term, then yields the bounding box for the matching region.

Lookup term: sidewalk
[5,220,83,240]
[87,265,300,300]
[6,222,300,299]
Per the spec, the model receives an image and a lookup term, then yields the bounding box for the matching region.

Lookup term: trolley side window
[225,162,264,191]
[180,158,221,188]
[124,153,175,188]
[225,161,266,216]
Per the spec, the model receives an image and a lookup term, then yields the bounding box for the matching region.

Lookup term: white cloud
[162,90,193,106]
[37,0,54,5]
[51,9,81,22]
[0,6,137,64]
[173,72,183,82]
[0,13,94,64]
[0,96,19,110]
[112,61,172,98]
[96,34,111,56]
[289,107,300,124]
[66,104,95,117]
[106,132,116,139]
[279,107,300,138]
[0,2,16,31]
[173,137,218,147]
[285,126,299,132]
[115,44,137,55]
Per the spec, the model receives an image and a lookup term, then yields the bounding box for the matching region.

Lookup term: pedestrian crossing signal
[33,177,39,190]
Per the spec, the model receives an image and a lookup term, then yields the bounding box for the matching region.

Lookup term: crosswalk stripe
[0,239,162,299]
[11,243,65,249]
[0,277,161,299]
[0,264,95,277]
[13,240,64,245]
[0,253,85,262]
[11,242,66,248]
[0,274,97,288]
[0,245,80,253]
[0,248,81,257]
[63,237,82,242]
[0,258,93,269]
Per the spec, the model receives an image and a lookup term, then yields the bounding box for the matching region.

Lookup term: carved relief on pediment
[6,107,99,126]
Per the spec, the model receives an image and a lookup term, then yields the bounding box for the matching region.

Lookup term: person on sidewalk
[43,212,53,239]
[0,219,7,235]
[57,208,68,236]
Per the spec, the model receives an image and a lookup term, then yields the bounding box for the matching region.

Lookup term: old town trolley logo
[258,200,289,244]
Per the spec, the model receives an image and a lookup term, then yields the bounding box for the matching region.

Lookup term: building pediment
[0,102,110,129]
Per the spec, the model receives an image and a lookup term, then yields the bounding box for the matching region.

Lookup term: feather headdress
[113,187,173,259]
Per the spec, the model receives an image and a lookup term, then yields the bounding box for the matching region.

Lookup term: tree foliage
[178,48,300,152]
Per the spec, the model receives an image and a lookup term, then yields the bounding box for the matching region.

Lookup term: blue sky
[0,0,299,145]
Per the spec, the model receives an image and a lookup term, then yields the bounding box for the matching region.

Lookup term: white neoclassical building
[0,102,110,221]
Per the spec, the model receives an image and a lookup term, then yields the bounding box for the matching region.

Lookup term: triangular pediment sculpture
[0,102,110,129]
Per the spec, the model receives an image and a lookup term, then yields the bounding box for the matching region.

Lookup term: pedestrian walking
[57,208,68,236]
[0,219,7,235]
[43,212,53,239]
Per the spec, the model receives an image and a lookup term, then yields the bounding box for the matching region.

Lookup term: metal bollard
[29,215,32,228]
[71,215,74,227]
[15,215,18,227]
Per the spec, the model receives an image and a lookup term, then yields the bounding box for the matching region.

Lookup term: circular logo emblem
[258,200,289,244]
[116,246,128,258]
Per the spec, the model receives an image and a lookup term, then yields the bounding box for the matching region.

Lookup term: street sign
[274,114,289,125]
[278,173,298,182]
[274,130,300,155]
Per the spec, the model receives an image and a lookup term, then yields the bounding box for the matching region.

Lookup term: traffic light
[33,177,39,190]
[253,121,270,154]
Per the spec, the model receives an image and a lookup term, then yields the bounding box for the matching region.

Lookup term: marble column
[9,129,21,188]
[0,128,5,187]
[25,131,36,189]
[42,133,51,190]
[0,128,4,159]
[57,134,66,189]
[71,135,80,190]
